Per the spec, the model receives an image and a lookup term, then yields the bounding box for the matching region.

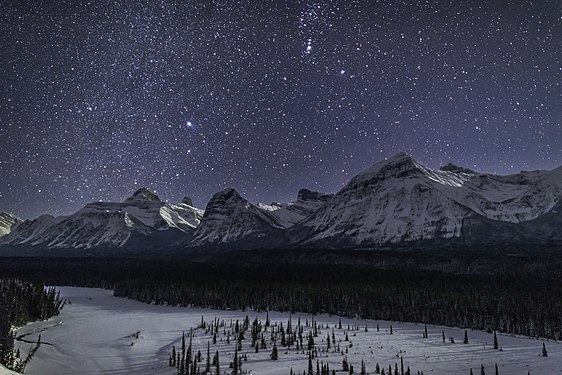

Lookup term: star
[0,0,558,219]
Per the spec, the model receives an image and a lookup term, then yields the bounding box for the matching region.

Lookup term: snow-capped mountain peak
[1,153,561,252]
[439,163,476,174]
[190,188,285,247]
[293,153,562,247]
[125,187,161,202]
[297,188,333,202]
[0,189,204,249]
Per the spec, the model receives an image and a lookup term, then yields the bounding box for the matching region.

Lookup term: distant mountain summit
[292,152,562,247]
[126,187,161,202]
[0,188,203,249]
[189,188,282,247]
[439,163,476,174]
[1,153,561,253]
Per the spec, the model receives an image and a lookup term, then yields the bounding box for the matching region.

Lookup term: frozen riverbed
[15,287,561,374]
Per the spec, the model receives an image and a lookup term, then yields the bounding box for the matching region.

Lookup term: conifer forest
[0,278,62,371]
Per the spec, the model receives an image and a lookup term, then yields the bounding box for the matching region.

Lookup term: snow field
[15,287,561,375]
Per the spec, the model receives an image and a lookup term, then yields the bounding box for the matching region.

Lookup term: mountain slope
[190,188,284,248]
[1,154,561,253]
[292,153,562,248]
[0,188,204,249]
[256,189,333,228]
[0,212,21,238]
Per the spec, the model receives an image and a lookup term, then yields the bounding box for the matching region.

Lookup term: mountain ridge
[1,153,561,253]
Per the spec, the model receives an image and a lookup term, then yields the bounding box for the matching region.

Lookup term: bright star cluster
[0,0,560,218]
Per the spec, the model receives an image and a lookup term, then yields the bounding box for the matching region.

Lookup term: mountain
[1,154,561,253]
[189,188,285,248]
[291,152,562,248]
[257,189,333,228]
[0,212,21,238]
[189,188,332,249]
[0,188,204,249]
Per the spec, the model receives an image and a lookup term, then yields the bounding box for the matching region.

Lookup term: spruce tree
[215,351,219,375]
[271,343,278,360]
[206,342,211,373]
[232,348,238,375]
[181,332,186,375]
[342,356,349,371]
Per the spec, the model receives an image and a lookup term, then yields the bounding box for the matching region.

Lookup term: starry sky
[0,0,560,219]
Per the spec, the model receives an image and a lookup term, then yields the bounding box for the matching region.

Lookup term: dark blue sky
[1,0,560,219]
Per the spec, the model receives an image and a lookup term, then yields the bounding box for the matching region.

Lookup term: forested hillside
[1,257,561,342]
[0,279,62,372]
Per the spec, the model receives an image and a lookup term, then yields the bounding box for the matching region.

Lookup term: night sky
[0,0,560,219]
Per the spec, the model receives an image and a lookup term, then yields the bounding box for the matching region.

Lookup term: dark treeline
[0,278,62,371]
[1,255,561,342]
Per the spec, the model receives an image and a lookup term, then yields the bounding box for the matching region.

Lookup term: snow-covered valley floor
[14,287,561,375]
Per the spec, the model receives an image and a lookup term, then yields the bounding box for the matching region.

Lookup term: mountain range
[1,153,561,254]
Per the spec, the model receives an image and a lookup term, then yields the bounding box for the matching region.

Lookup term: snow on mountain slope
[99,188,203,232]
[295,153,562,247]
[0,212,21,238]
[257,189,333,228]
[431,165,562,223]
[190,188,284,247]
[0,214,62,246]
[2,155,561,252]
[0,188,204,249]
[30,208,153,248]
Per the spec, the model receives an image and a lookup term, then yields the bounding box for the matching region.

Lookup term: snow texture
[297,152,562,246]
[0,189,203,249]
[15,287,562,375]
[0,212,21,238]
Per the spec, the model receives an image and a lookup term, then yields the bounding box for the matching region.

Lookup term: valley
[14,287,562,375]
